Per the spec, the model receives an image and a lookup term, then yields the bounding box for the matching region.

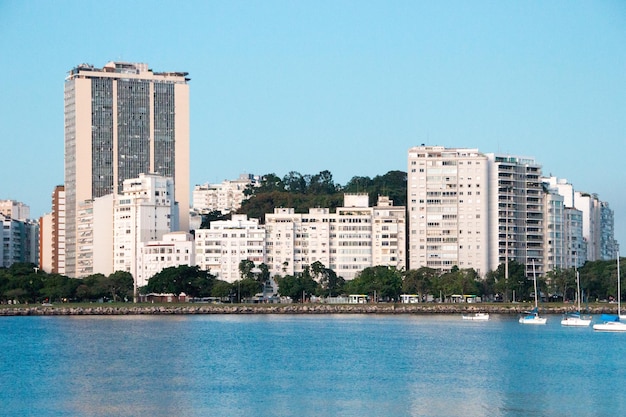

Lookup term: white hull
[462,313,489,321]
[561,317,591,327]
[519,316,547,325]
[593,321,626,332]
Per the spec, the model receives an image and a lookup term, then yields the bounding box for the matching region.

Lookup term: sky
[0,0,625,245]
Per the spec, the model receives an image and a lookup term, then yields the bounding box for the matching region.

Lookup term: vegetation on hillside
[235,169,407,222]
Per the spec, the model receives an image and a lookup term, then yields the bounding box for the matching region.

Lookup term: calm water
[1,313,626,417]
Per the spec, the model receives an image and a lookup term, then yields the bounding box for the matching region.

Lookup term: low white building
[265,194,406,280]
[137,232,195,287]
[195,214,265,282]
[193,173,260,215]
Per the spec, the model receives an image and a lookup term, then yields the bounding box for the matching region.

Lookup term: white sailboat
[519,261,547,325]
[561,269,591,327]
[593,253,626,332]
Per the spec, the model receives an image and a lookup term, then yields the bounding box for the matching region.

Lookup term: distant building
[193,174,260,214]
[0,200,30,221]
[138,232,195,287]
[1,214,39,268]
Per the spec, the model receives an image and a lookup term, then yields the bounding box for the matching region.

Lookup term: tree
[276,271,319,302]
[238,260,256,281]
[345,266,403,301]
[211,280,233,299]
[106,271,134,302]
[311,261,344,297]
[145,265,215,298]
[403,267,438,300]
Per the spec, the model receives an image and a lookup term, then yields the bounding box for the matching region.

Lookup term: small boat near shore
[519,261,547,325]
[462,312,490,321]
[593,254,626,332]
[561,270,591,327]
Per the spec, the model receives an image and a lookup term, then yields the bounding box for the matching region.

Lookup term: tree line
[232,169,407,223]
[2,257,622,305]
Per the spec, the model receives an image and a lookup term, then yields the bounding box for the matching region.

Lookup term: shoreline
[0,303,616,316]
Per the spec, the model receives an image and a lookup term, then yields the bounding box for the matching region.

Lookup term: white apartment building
[408,146,489,275]
[193,174,260,214]
[541,177,586,269]
[574,192,602,262]
[0,200,30,221]
[76,194,114,277]
[195,214,265,282]
[265,194,405,280]
[564,207,586,269]
[195,215,265,281]
[542,186,566,272]
[486,153,545,277]
[137,232,195,287]
[113,174,178,285]
[41,186,67,275]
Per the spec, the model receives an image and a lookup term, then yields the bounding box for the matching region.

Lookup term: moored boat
[519,261,547,325]
[462,312,490,321]
[593,253,626,332]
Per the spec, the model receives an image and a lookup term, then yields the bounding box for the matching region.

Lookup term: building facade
[407,146,489,275]
[486,153,544,277]
[64,61,189,277]
[195,214,266,282]
[0,200,30,221]
[137,232,195,287]
[113,174,178,286]
[1,214,39,268]
[265,194,405,280]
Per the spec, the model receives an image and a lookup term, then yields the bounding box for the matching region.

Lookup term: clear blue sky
[1,1,625,246]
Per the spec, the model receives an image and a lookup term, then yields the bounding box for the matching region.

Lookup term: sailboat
[593,253,626,332]
[561,269,591,327]
[519,261,547,325]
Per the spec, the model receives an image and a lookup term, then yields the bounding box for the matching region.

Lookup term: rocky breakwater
[0,303,615,316]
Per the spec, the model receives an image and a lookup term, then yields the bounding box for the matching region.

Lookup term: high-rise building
[486,153,544,277]
[64,61,189,277]
[39,186,66,274]
[407,146,489,275]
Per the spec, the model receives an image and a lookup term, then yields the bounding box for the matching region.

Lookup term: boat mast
[533,260,538,309]
[618,252,621,317]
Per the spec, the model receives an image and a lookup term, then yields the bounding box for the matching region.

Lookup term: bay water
[1,313,625,416]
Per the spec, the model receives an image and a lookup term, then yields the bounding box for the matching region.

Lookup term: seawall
[0,303,615,316]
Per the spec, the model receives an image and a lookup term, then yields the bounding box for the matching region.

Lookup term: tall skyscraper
[64,61,190,277]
